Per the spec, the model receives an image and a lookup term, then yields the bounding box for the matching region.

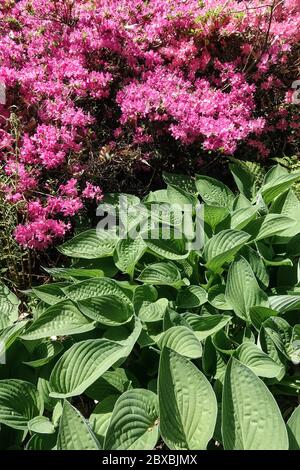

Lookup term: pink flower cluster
[0,0,299,248]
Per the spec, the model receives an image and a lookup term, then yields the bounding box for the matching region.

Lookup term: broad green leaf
[242,246,269,289]
[57,400,100,450]
[104,389,159,450]
[133,285,157,314]
[77,295,134,326]
[157,326,202,358]
[0,282,20,330]
[269,295,300,314]
[287,405,300,450]
[49,319,141,398]
[89,395,119,446]
[176,285,207,309]
[225,257,268,322]
[21,300,95,340]
[58,229,118,259]
[204,229,251,272]
[230,163,256,200]
[86,368,135,401]
[139,298,168,323]
[260,172,300,204]
[138,262,183,287]
[249,306,278,331]
[184,314,232,341]
[204,205,229,231]
[234,342,284,378]
[0,321,28,358]
[144,227,190,261]
[196,175,235,209]
[32,283,68,305]
[167,184,198,207]
[114,237,146,276]
[208,285,232,310]
[0,380,41,430]
[63,278,132,305]
[28,416,55,434]
[26,433,57,450]
[23,341,63,368]
[245,214,296,241]
[159,348,217,450]
[222,358,288,450]
[162,172,197,194]
[231,207,257,230]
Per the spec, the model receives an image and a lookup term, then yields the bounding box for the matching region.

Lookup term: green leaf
[58,229,118,259]
[86,368,135,401]
[0,380,41,430]
[249,306,278,331]
[49,319,141,398]
[89,395,118,446]
[114,237,146,276]
[204,205,229,231]
[207,285,232,311]
[139,298,168,323]
[222,358,288,450]
[176,285,207,309]
[157,326,202,358]
[144,228,190,261]
[63,278,132,305]
[133,285,157,314]
[184,314,232,341]
[234,342,284,378]
[162,173,197,194]
[104,389,159,450]
[32,283,68,305]
[225,257,268,322]
[138,262,183,287]
[77,296,134,326]
[0,282,20,330]
[57,400,100,450]
[21,300,95,340]
[287,405,300,450]
[158,348,217,450]
[245,214,296,241]
[28,416,55,434]
[204,229,251,272]
[260,172,300,204]
[230,163,256,200]
[269,295,300,314]
[196,175,235,209]
[0,321,28,358]
[23,341,63,368]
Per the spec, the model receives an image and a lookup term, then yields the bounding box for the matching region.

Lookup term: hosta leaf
[0,380,41,430]
[23,341,63,368]
[222,358,288,450]
[57,400,100,450]
[287,405,300,450]
[229,163,256,200]
[225,257,268,322]
[230,207,257,230]
[21,300,95,340]
[32,283,68,306]
[176,285,207,309]
[0,321,28,358]
[167,184,198,207]
[157,326,202,358]
[204,229,251,272]
[144,228,190,261]
[0,282,20,330]
[208,285,232,310]
[159,348,217,450]
[245,214,296,241]
[89,395,118,446]
[49,319,141,398]
[234,342,284,378]
[242,246,269,289]
[196,175,235,209]
[139,298,168,323]
[249,306,278,331]
[28,416,55,434]
[204,205,229,231]
[260,172,300,204]
[162,172,197,194]
[269,295,300,314]
[114,237,146,276]
[138,262,183,287]
[133,285,157,314]
[58,229,117,259]
[184,314,232,341]
[86,368,136,401]
[26,433,57,450]
[104,389,159,450]
[63,278,132,305]
[77,296,134,326]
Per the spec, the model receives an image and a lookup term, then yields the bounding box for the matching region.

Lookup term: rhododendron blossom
[0,0,299,248]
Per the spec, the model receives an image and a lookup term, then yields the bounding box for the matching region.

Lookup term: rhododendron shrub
[0,0,299,249]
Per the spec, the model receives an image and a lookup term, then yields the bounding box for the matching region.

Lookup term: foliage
[1,167,300,450]
[0,0,299,249]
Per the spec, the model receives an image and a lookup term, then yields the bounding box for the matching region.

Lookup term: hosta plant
[1,166,300,450]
